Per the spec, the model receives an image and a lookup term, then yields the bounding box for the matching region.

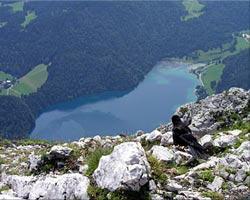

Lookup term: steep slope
[0,88,249,200]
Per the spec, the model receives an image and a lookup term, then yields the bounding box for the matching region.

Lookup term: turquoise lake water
[31,62,199,141]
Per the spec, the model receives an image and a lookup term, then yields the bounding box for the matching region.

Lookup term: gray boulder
[93,142,150,191]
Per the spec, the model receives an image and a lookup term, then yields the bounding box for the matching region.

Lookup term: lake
[31,61,200,141]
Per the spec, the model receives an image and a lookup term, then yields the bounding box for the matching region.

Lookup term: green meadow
[182,0,205,21]
[21,11,37,28]
[190,33,250,94]
[201,64,225,95]
[11,64,48,96]
[6,1,24,13]
[0,64,48,97]
[0,71,13,81]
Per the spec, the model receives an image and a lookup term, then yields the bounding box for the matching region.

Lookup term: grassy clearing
[0,71,13,81]
[193,36,249,64]
[189,33,250,94]
[201,64,225,95]
[6,1,24,13]
[11,64,48,96]
[21,11,37,28]
[182,0,205,21]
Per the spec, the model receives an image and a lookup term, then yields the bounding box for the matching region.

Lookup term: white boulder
[93,142,150,191]
[199,135,213,147]
[29,173,89,200]
[146,130,162,142]
[160,132,173,146]
[28,153,42,171]
[48,145,73,159]
[207,176,224,192]
[149,146,174,162]
[4,175,36,199]
[213,134,237,148]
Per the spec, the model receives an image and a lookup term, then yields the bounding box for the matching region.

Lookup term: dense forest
[216,50,250,93]
[0,1,249,139]
[0,96,35,139]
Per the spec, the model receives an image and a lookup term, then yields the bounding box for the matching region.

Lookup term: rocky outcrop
[0,88,249,200]
[160,87,250,136]
[1,174,89,200]
[93,142,151,191]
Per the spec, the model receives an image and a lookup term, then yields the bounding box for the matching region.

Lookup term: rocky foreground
[0,88,249,200]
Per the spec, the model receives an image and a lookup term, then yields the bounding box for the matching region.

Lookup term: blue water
[31,61,199,141]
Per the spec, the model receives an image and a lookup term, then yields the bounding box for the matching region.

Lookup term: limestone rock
[174,150,193,165]
[93,142,150,191]
[146,130,162,142]
[28,153,42,171]
[207,176,224,192]
[149,145,174,162]
[160,132,173,146]
[165,180,182,192]
[4,175,37,199]
[29,173,89,200]
[199,135,213,147]
[213,134,237,148]
[48,145,73,160]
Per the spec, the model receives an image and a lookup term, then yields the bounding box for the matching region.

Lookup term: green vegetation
[0,185,10,193]
[191,36,249,64]
[182,0,205,21]
[6,1,24,13]
[0,71,13,81]
[202,191,224,200]
[21,11,37,28]
[15,139,52,146]
[0,157,5,165]
[0,64,48,97]
[140,138,160,151]
[85,147,113,176]
[201,64,224,95]
[198,169,215,182]
[87,184,151,200]
[147,155,168,185]
[11,64,48,96]
[189,33,250,94]
[0,22,7,28]
[225,167,236,175]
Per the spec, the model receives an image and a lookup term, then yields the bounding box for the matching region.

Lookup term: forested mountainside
[0,96,34,139]
[216,49,250,93]
[0,0,249,139]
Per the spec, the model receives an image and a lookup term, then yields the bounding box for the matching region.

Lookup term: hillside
[0,1,249,114]
[0,0,249,139]
[0,88,249,200]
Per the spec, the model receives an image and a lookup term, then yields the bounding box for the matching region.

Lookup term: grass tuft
[85,147,113,176]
